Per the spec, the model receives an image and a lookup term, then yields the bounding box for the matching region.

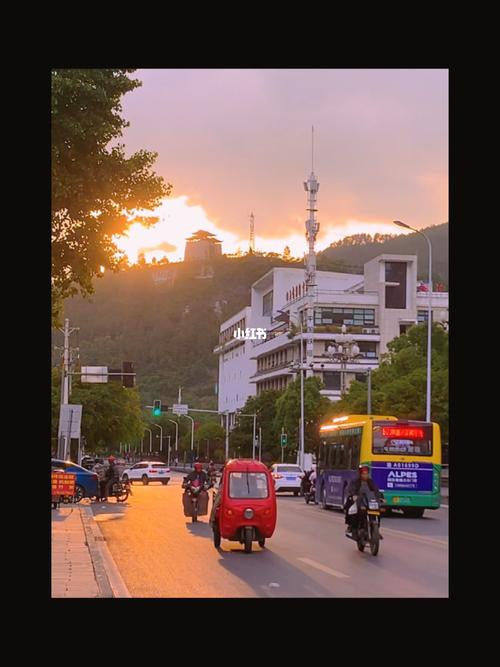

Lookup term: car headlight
[244,508,254,519]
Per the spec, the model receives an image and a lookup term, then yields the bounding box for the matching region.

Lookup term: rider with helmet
[104,455,120,499]
[344,465,384,537]
[183,462,209,488]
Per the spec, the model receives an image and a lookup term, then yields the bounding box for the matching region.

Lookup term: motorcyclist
[104,456,120,498]
[300,469,313,495]
[344,465,384,537]
[183,462,209,488]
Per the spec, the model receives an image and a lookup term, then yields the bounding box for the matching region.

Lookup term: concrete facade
[214,254,448,425]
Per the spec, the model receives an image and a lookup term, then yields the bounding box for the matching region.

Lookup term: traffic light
[153,400,161,417]
[122,361,135,388]
[280,433,288,447]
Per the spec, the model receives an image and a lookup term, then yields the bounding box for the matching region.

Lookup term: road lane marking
[298,557,350,579]
[301,505,448,547]
[377,527,447,547]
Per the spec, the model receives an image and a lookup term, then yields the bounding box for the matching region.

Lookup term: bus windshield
[372,423,433,456]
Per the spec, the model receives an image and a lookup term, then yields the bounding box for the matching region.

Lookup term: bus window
[337,444,346,469]
[350,435,360,469]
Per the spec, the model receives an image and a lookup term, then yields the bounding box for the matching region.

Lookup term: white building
[214,253,448,425]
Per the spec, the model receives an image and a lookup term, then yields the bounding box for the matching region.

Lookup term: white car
[122,461,171,485]
[271,464,304,495]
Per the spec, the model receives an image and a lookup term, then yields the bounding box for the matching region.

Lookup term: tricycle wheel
[213,524,221,548]
[244,528,253,553]
[258,538,266,548]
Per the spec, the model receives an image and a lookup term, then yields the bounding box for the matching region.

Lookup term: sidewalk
[52,505,101,597]
[52,504,130,598]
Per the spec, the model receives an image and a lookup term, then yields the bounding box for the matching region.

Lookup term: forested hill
[318,223,449,284]
[58,255,302,410]
[57,224,448,409]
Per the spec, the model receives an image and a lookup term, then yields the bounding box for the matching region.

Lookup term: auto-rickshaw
[212,459,276,553]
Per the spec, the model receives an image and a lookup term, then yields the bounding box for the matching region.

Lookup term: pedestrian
[92,460,107,501]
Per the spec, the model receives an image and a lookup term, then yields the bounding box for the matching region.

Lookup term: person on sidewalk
[92,460,107,501]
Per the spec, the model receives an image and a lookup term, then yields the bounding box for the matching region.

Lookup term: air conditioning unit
[362,328,378,334]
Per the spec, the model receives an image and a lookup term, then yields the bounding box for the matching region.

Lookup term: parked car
[122,461,171,485]
[51,458,99,502]
[270,463,304,495]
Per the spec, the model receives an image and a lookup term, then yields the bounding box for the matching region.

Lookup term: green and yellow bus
[317,414,442,517]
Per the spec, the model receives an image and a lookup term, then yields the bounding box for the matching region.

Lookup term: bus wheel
[403,508,425,518]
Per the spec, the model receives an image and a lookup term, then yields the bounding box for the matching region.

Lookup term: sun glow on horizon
[113,196,410,265]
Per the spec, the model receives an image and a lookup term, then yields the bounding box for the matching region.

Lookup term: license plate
[286,477,295,481]
[368,510,380,515]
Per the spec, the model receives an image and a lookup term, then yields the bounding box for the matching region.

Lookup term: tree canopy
[51,69,171,324]
[327,324,449,441]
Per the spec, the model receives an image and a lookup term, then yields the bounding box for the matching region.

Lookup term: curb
[80,505,131,598]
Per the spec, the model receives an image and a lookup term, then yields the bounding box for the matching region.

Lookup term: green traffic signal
[153,400,161,417]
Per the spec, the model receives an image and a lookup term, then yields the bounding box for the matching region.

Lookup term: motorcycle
[304,479,317,504]
[110,479,131,503]
[346,491,384,556]
[183,478,209,523]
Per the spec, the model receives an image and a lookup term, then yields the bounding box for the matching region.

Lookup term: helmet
[358,464,369,475]
[194,462,203,472]
[108,456,115,463]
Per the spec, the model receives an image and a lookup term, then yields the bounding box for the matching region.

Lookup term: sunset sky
[113,69,448,263]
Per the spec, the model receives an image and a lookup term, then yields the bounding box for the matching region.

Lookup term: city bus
[316,414,442,518]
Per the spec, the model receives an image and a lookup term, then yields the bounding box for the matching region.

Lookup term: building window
[263,291,273,317]
[385,262,407,309]
[315,307,375,327]
[358,341,377,358]
[399,324,411,335]
[355,373,367,383]
[417,309,433,323]
[323,372,341,390]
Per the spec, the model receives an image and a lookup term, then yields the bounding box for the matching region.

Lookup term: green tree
[328,324,448,441]
[196,421,225,459]
[51,69,171,324]
[231,390,282,462]
[275,377,331,461]
[52,369,146,452]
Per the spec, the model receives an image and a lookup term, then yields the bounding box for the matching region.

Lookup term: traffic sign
[81,366,107,383]
[173,403,188,415]
[58,404,83,438]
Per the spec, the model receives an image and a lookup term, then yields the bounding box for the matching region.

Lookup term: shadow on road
[216,544,336,597]
[185,521,212,538]
[90,501,129,521]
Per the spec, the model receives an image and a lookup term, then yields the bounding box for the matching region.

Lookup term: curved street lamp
[393,220,432,422]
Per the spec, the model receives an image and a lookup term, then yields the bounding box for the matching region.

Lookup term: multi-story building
[214,253,448,425]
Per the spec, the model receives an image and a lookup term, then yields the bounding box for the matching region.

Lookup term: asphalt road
[90,471,448,597]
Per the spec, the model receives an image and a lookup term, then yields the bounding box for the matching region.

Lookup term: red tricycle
[212,459,276,553]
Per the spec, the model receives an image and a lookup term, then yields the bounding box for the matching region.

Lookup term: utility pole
[258,427,262,462]
[145,428,153,453]
[225,412,229,461]
[167,419,179,454]
[57,318,79,459]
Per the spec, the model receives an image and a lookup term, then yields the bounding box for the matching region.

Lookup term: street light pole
[153,423,163,454]
[184,415,195,452]
[300,320,305,470]
[145,428,153,453]
[367,367,372,415]
[394,221,432,422]
[167,418,179,455]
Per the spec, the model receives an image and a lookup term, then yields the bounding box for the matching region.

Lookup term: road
[90,471,448,597]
